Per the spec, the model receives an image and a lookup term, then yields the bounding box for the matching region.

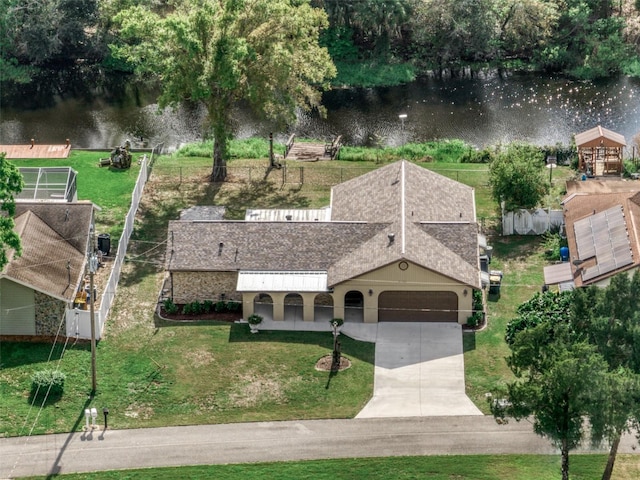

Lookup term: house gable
[3,202,92,302]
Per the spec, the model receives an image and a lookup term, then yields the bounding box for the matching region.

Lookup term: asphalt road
[1,416,638,478]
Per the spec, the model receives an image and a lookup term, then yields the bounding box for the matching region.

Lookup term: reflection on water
[2,73,640,150]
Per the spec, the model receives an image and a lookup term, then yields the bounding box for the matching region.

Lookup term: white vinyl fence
[502,208,564,235]
[66,145,163,339]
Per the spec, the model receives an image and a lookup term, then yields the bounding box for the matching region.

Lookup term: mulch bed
[159,308,242,323]
[315,354,351,372]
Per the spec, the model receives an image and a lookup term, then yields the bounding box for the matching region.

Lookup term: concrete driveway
[356,322,483,418]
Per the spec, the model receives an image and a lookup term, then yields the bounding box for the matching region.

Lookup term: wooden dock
[283,134,342,161]
[1,140,71,159]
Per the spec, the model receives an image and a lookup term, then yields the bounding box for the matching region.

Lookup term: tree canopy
[111,0,336,181]
[571,272,640,479]
[489,143,549,211]
[0,153,24,270]
[2,0,640,101]
[498,275,640,480]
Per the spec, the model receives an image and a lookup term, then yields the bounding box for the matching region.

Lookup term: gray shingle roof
[167,160,480,288]
[4,202,93,301]
[167,221,387,272]
[331,160,475,222]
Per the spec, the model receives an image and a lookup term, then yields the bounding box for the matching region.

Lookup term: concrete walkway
[357,323,483,418]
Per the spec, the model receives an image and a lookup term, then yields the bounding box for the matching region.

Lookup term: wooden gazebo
[575,125,626,176]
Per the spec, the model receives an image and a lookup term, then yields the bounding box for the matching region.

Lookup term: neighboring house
[549,179,640,289]
[575,125,626,177]
[0,202,94,338]
[166,160,482,324]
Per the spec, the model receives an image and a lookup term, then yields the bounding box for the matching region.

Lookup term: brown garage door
[378,291,458,322]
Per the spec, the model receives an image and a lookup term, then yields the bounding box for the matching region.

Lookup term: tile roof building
[166,161,482,324]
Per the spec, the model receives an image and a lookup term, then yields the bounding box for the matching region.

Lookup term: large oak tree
[111,0,336,181]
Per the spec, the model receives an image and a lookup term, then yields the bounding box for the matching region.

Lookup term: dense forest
[2,0,640,102]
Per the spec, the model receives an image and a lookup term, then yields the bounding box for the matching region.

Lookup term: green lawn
[0,152,574,437]
[22,454,640,480]
[0,323,374,436]
[12,150,142,238]
[463,235,548,412]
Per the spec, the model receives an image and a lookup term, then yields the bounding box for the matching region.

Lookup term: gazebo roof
[575,125,626,148]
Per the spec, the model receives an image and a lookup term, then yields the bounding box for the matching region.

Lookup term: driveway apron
[356,322,483,418]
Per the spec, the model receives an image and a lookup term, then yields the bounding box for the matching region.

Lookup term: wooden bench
[324,135,342,159]
[284,134,296,158]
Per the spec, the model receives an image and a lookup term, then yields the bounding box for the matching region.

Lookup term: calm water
[2,73,640,151]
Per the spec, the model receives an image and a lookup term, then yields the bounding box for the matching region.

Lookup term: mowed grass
[22,454,640,480]
[1,150,575,438]
[0,153,376,437]
[463,235,548,412]
[11,150,142,237]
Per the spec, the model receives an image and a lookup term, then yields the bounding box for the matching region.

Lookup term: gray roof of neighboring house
[167,160,480,288]
[4,202,93,301]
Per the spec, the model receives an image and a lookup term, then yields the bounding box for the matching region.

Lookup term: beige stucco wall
[332,260,473,324]
[240,260,475,324]
[171,271,239,304]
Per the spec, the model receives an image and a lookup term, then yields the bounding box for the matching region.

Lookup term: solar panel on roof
[576,205,634,282]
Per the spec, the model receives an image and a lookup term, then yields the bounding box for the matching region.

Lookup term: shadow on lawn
[119,168,312,289]
[462,331,476,353]
[227,322,375,364]
[0,342,89,369]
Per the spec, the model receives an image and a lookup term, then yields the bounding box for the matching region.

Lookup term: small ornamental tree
[489,143,548,211]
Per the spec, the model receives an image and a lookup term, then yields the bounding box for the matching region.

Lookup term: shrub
[247,314,263,325]
[467,311,483,328]
[203,300,214,313]
[214,301,227,313]
[163,298,178,314]
[191,301,203,315]
[227,301,241,312]
[460,147,494,163]
[623,160,638,178]
[467,290,484,327]
[542,232,568,261]
[31,369,66,401]
[182,301,202,315]
[329,318,344,328]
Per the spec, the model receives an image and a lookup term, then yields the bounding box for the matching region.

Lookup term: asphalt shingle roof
[4,202,93,301]
[167,160,480,288]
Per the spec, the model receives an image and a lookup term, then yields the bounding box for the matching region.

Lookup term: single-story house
[166,160,483,324]
[555,179,640,288]
[0,202,94,338]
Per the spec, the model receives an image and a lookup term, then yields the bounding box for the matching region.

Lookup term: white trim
[237,271,328,292]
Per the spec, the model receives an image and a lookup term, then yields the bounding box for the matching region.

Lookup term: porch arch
[314,293,334,322]
[253,293,273,320]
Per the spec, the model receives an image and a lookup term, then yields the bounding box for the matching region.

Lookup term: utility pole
[89,252,98,395]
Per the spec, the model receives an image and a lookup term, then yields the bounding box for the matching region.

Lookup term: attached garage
[378,291,458,322]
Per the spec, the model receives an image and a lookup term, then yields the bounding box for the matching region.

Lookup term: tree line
[3,0,640,98]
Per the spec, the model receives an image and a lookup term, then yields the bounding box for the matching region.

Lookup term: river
[2,73,640,152]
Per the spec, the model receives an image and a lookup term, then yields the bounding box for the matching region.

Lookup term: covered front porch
[241,290,369,323]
